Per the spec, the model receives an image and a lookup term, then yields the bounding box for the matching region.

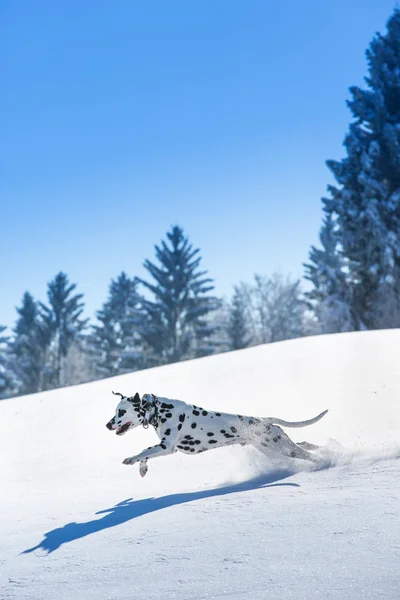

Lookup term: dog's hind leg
[255,428,320,463]
[278,439,319,462]
[296,441,320,451]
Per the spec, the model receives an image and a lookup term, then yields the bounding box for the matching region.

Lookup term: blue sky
[1,0,397,328]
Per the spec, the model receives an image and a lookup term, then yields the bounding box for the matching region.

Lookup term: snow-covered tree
[226,285,251,350]
[59,340,96,387]
[312,9,400,329]
[0,326,14,399]
[8,292,47,395]
[40,272,88,388]
[252,273,307,343]
[90,272,142,376]
[304,215,355,333]
[138,226,220,363]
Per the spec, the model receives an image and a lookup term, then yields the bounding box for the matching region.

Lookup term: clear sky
[1,0,397,328]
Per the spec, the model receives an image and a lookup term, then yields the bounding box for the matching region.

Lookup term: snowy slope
[1,330,400,600]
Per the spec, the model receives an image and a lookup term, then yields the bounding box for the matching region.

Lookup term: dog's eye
[118,409,126,418]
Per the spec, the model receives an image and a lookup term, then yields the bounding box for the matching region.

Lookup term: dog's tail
[265,409,328,428]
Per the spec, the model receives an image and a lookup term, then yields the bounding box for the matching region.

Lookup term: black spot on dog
[160,418,167,423]
[193,410,200,416]
[177,444,184,449]
[230,426,237,433]
[248,419,254,425]
[277,435,281,440]
[177,423,182,430]
[160,443,167,449]
[165,413,172,418]
[161,403,174,409]
[191,423,197,429]
[291,451,296,457]
[261,442,269,447]
[202,410,208,416]
[179,414,186,423]
[118,409,126,418]
[215,412,221,417]
[194,440,201,444]
[273,437,278,442]
[184,435,193,440]
[208,439,218,444]
[183,446,190,451]
[165,429,171,436]
[207,432,214,437]
[220,430,226,434]
[190,448,195,452]
[237,415,244,421]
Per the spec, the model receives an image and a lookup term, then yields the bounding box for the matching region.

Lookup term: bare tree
[59,342,96,387]
[250,273,308,344]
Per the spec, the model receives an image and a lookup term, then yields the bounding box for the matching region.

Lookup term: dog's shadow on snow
[22,468,300,555]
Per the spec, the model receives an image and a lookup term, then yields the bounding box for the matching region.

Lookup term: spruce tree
[138,226,219,363]
[40,272,88,387]
[226,285,251,350]
[311,10,400,329]
[0,326,14,399]
[8,292,46,395]
[304,216,354,332]
[90,272,141,376]
[90,304,120,378]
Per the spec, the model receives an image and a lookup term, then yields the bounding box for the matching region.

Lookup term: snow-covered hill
[1,330,400,600]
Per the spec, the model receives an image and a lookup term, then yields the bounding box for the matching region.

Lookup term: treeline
[1,9,400,398]
[0,226,311,399]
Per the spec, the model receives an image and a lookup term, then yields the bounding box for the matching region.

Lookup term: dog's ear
[129,393,141,404]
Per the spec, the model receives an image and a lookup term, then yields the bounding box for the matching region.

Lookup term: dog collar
[142,395,159,430]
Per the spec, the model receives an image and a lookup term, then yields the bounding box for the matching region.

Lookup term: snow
[1,329,400,600]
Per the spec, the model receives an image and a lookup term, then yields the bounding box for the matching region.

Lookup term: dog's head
[106,392,143,435]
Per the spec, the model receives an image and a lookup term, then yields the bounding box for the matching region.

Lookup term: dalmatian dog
[106,391,328,477]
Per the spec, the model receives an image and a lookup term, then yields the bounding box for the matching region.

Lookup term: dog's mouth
[116,422,132,436]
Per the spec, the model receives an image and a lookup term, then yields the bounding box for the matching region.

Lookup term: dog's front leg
[122,439,175,474]
[139,459,148,478]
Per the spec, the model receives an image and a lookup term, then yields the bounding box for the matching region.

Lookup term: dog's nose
[106,421,113,430]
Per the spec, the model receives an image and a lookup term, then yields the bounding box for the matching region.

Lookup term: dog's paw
[122,457,137,465]
[139,461,148,478]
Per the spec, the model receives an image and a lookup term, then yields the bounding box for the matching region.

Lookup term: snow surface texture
[1,330,400,600]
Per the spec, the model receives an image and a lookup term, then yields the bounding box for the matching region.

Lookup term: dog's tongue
[116,422,131,435]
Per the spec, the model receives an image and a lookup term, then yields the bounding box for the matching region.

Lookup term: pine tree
[90,272,142,376]
[39,272,88,388]
[304,215,354,332]
[226,285,251,350]
[8,292,47,395]
[0,326,14,399]
[90,304,120,378]
[138,226,220,363]
[312,10,400,329]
